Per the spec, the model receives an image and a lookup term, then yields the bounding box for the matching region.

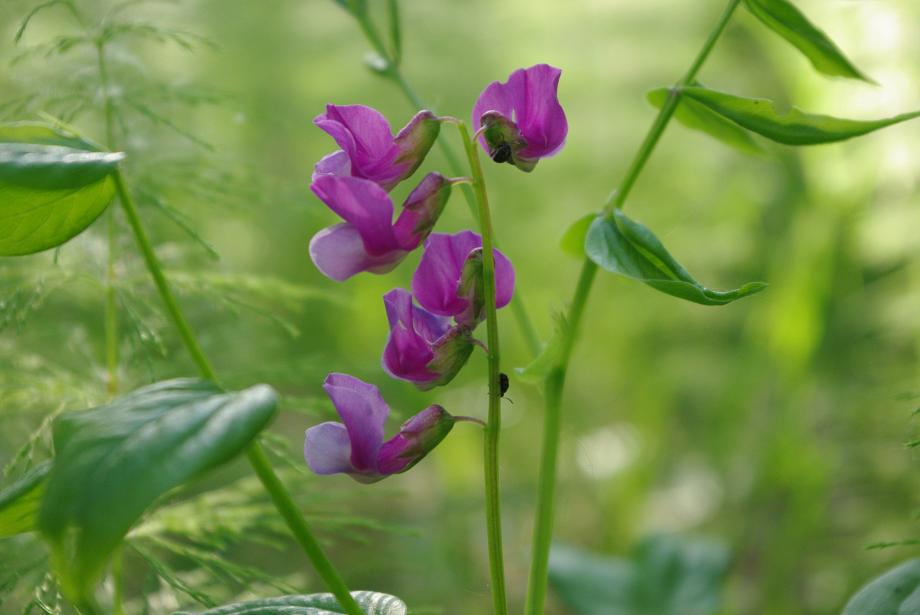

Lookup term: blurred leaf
[743,0,871,82]
[0,462,50,537]
[585,211,767,306]
[549,536,730,615]
[38,379,278,601]
[560,213,597,258]
[387,0,402,66]
[517,315,568,383]
[647,88,765,155]
[841,559,920,615]
[174,591,407,614]
[681,86,920,145]
[0,122,123,256]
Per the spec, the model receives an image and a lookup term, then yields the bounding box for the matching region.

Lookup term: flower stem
[112,169,364,615]
[457,120,508,615]
[523,1,743,613]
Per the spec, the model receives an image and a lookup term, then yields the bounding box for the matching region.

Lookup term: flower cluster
[304,65,566,481]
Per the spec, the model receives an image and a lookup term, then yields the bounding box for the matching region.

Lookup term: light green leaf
[38,379,278,601]
[681,86,920,145]
[0,462,51,537]
[0,121,124,256]
[549,535,730,615]
[585,211,767,306]
[743,0,871,82]
[174,591,407,614]
[646,88,764,156]
[560,213,597,258]
[841,559,920,615]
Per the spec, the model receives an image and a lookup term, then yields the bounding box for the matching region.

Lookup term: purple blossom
[309,173,452,281]
[412,231,515,327]
[304,373,455,482]
[382,288,475,390]
[313,104,440,191]
[472,64,568,172]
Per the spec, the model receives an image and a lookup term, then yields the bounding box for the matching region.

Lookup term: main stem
[112,170,363,615]
[457,121,508,615]
[523,1,742,612]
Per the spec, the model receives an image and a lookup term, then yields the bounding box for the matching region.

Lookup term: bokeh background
[1,0,918,613]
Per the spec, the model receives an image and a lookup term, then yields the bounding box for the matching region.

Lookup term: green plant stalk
[523,1,743,613]
[349,10,542,358]
[111,545,125,615]
[457,120,508,615]
[112,170,364,615]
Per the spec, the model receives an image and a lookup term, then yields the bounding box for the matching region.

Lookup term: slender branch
[456,120,508,615]
[111,545,125,615]
[113,169,363,615]
[523,1,743,612]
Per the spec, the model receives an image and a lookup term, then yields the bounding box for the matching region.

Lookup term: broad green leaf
[549,535,730,615]
[646,88,764,156]
[0,461,50,537]
[681,87,920,145]
[174,591,407,614]
[585,211,767,306]
[38,379,278,601]
[0,121,124,256]
[560,213,597,258]
[841,559,920,615]
[743,0,871,82]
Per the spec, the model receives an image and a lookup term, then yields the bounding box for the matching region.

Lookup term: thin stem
[524,1,742,612]
[111,545,125,615]
[456,121,508,615]
[114,169,363,615]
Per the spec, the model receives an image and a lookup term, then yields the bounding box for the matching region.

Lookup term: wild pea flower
[304,373,455,483]
[309,173,452,281]
[412,231,515,327]
[472,64,568,172]
[382,288,475,390]
[313,104,440,191]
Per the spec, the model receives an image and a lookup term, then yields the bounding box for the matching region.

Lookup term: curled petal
[309,223,407,282]
[377,405,454,475]
[310,175,400,255]
[392,173,452,250]
[314,104,395,173]
[312,150,352,182]
[304,422,353,475]
[322,373,390,474]
[382,289,450,385]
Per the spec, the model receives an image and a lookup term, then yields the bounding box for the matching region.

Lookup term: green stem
[353,12,542,358]
[111,545,125,615]
[523,1,742,612]
[113,169,363,615]
[456,120,508,615]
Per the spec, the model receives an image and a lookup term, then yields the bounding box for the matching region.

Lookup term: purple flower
[304,373,455,483]
[309,173,452,281]
[382,288,475,390]
[472,64,568,172]
[313,104,440,191]
[412,231,515,327]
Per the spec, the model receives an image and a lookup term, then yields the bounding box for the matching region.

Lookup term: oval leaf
[560,213,598,258]
[585,211,767,306]
[0,462,50,537]
[38,379,279,600]
[0,121,124,256]
[841,559,920,615]
[647,87,764,156]
[743,0,871,82]
[174,591,407,615]
[681,86,920,145]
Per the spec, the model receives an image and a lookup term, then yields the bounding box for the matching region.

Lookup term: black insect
[490,142,512,163]
[499,372,510,397]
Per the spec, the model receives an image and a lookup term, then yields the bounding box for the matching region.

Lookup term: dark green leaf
[841,559,920,615]
[646,88,764,156]
[585,211,767,306]
[549,535,730,615]
[0,462,51,537]
[560,213,597,258]
[174,592,407,614]
[0,122,124,256]
[681,86,920,145]
[743,0,871,82]
[38,379,278,601]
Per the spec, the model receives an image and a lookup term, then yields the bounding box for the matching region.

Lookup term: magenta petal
[304,422,353,475]
[510,64,567,158]
[392,173,452,250]
[309,224,407,281]
[377,405,454,475]
[322,373,390,474]
[382,289,451,384]
[312,150,352,182]
[472,81,515,151]
[314,104,396,172]
[310,175,401,255]
[493,246,515,309]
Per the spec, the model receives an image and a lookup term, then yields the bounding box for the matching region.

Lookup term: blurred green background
[1,0,918,613]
